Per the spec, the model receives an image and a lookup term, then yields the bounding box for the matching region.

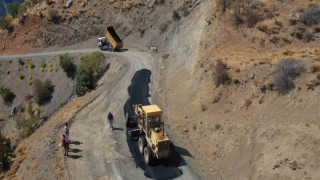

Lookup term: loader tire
[138,136,146,155]
[125,113,130,127]
[144,146,153,165]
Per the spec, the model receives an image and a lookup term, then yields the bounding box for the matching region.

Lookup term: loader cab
[142,105,163,137]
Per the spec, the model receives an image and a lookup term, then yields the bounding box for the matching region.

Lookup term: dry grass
[31,161,39,171]
[310,63,320,73]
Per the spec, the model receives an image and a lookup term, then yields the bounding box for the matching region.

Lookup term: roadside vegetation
[0,87,16,104]
[59,53,76,78]
[75,51,106,96]
[0,133,13,173]
[27,59,35,69]
[58,52,106,96]
[75,66,95,96]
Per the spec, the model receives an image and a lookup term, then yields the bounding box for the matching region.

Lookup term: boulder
[80,2,85,7]
[66,0,73,8]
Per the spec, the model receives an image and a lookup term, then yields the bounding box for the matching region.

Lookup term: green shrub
[0,133,13,172]
[6,2,21,18]
[79,51,106,76]
[0,87,15,104]
[59,53,76,78]
[28,75,32,80]
[40,61,46,68]
[18,58,24,65]
[26,101,33,114]
[33,79,55,105]
[27,59,35,69]
[75,66,95,96]
[18,73,25,80]
[17,1,35,18]
[28,80,33,86]
[40,67,45,72]
[48,9,60,23]
[0,18,12,30]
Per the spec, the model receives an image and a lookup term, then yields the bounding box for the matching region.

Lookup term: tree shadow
[123,69,185,179]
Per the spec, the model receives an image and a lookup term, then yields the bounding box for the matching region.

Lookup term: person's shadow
[68,141,83,159]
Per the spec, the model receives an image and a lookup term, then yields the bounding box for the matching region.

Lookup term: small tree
[18,58,24,65]
[48,9,60,24]
[274,59,306,94]
[75,66,95,96]
[0,87,16,104]
[79,51,106,76]
[6,2,21,18]
[59,53,76,78]
[33,79,55,105]
[0,18,12,31]
[0,133,13,172]
[214,60,230,86]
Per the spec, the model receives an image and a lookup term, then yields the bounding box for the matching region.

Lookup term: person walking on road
[108,112,114,129]
[62,134,68,156]
[64,123,70,141]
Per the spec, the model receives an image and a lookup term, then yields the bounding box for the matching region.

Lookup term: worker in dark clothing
[108,112,114,129]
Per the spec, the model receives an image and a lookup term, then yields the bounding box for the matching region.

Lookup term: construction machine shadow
[123,69,188,179]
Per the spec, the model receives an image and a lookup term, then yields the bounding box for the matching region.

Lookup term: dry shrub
[218,0,231,13]
[316,72,320,80]
[246,9,260,27]
[33,79,55,105]
[303,30,313,42]
[273,59,306,94]
[299,5,320,26]
[310,63,320,73]
[214,60,231,86]
[48,9,60,24]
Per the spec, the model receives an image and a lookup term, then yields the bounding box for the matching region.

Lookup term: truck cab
[97,37,110,51]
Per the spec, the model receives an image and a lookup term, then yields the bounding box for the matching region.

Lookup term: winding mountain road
[0,48,202,180]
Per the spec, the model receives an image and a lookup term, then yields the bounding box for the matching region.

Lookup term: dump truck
[126,104,170,164]
[97,24,123,51]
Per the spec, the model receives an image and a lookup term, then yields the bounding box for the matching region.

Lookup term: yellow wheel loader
[127,104,170,165]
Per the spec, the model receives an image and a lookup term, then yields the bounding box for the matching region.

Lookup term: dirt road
[0,48,202,180]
